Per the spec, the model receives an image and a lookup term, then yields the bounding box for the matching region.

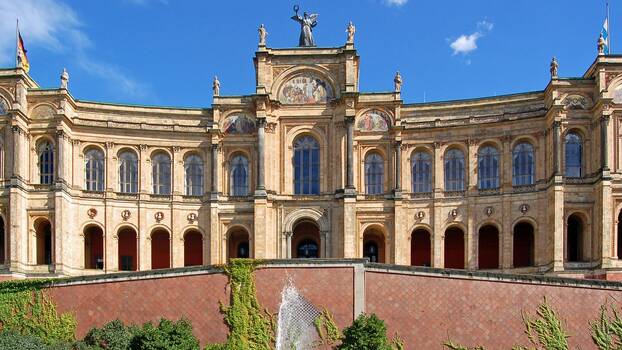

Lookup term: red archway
[118,227,137,271]
[444,227,465,269]
[228,229,250,260]
[292,221,320,258]
[184,230,203,266]
[363,228,385,263]
[84,225,104,269]
[513,222,534,267]
[478,225,499,269]
[411,229,431,267]
[35,219,53,265]
[151,229,170,269]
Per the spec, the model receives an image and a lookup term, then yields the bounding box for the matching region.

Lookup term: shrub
[0,330,47,350]
[337,313,392,350]
[131,318,200,350]
[590,302,622,350]
[82,320,139,350]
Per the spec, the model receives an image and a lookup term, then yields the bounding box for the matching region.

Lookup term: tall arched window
[293,136,320,195]
[365,152,384,194]
[565,132,582,178]
[85,148,105,191]
[230,154,249,196]
[444,149,465,191]
[38,141,54,184]
[184,154,203,196]
[512,142,535,186]
[412,151,432,193]
[478,146,500,190]
[152,152,171,195]
[119,150,138,193]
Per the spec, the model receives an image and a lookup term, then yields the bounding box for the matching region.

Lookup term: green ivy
[0,279,76,345]
[314,307,342,347]
[336,313,393,350]
[210,259,274,350]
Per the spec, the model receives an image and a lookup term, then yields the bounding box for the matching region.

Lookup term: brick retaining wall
[42,260,622,349]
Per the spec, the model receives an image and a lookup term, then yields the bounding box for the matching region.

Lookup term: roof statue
[258,24,268,47]
[291,5,318,47]
[550,57,558,79]
[346,21,355,43]
[213,76,220,96]
[60,68,69,89]
[394,71,402,93]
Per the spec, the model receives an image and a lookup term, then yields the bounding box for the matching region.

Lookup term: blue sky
[0,0,616,107]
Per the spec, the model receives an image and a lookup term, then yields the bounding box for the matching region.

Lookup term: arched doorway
[567,214,583,262]
[444,226,464,269]
[478,225,499,269]
[228,228,250,260]
[292,221,320,258]
[184,230,203,266]
[513,222,534,267]
[0,216,5,264]
[35,219,53,265]
[118,227,137,271]
[151,229,170,269]
[411,228,431,267]
[84,225,104,269]
[362,228,385,263]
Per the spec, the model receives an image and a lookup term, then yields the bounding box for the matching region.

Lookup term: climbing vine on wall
[213,259,275,350]
[0,279,76,345]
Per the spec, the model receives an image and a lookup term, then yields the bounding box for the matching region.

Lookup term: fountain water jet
[275,278,321,350]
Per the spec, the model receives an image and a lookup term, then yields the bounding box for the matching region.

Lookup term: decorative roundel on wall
[154,211,164,222]
[121,210,131,221]
[87,208,97,219]
[356,110,390,132]
[221,114,256,135]
[187,213,197,223]
[279,72,333,104]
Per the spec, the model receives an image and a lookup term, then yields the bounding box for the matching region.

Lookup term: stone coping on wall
[8,259,622,291]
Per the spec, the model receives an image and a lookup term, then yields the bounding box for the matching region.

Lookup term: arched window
[184,154,203,196]
[230,155,249,196]
[478,146,500,190]
[293,136,320,195]
[365,152,384,194]
[84,148,105,191]
[152,152,171,195]
[512,142,535,186]
[412,151,432,193]
[565,132,582,178]
[38,141,54,184]
[119,150,138,193]
[444,149,465,191]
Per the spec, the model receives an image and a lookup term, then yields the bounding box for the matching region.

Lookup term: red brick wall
[366,271,619,349]
[42,263,622,349]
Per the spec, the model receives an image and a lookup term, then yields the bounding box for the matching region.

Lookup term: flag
[17,30,30,73]
[601,17,610,55]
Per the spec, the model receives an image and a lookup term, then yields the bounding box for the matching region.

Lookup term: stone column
[601,115,610,171]
[285,231,292,258]
[11,125,22,179]
[256,117,266,195]
[56,130,64,183]
[552,121,562,176]
[345,116,355,189]
[394,141,402,191]
[211,144,219,194]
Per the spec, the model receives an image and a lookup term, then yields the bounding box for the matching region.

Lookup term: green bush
[337,313,392,350]
[131,318,199,350]
[0,330,48,350]
[82,320,139,350]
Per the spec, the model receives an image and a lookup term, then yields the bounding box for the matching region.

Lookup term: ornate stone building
[1,33,622,278]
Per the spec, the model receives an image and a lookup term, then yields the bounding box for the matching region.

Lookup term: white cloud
[449,19,493,56]
[0,0,150,100]
[383,0,408,7]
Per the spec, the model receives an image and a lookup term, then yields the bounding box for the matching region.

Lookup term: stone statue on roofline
[394,71,402,93]
[213,76,220,96]
[60,68,69,89]
[291,5,318,47]
[346,21,355,43]
[550,57,558,79]
[258,24,268,46]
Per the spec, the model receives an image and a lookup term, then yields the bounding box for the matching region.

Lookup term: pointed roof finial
[60,68,69,89]
[213,76,220,96]
[394,71,402,93]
